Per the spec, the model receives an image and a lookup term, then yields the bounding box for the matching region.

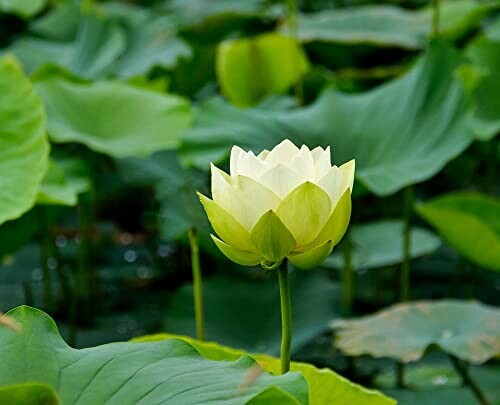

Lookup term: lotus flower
[199,139,354,270]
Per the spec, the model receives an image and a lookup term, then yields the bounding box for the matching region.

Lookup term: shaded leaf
[36,161,78,206]
[416,193,500,271]
[285,1,500,49]
[36,78,191,158]
[164,270,341,355]
[133,333,396,405]
[333,300,500,364]
[0,56,49,226]
[324,220,441,270]
[0,306,308,404]
[181,41,471,196]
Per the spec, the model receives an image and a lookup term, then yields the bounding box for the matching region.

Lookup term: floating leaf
[0,0,46,18]
[164,270,341,355]
[0,56,49,226]
[133,333,396,405]
[36,161,78,206]
[416,193,500,271]
[0,383,58,405]
[284,1,500,49]
[36,78,191,158]
[333,300,500,364]
[0,306,308,404]
[217,33,308,106]
[182,41,471,196]
[324,220,441,270]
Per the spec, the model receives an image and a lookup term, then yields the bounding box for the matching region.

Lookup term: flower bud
[199,140,354,270]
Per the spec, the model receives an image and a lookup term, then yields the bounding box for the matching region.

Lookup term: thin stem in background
[449,355,489,405]
[341,235,354,317]
[77,191,93,322]
[278,259,292,374]
[39,206,54,310]
[188,228,205,341]
[432,0,440,38]
[399,185,414,302]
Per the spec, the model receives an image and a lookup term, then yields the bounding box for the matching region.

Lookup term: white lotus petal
[236,151,270,180]
[258,149,270,159]
[264,139,300,167]
[211,163,232,203]
[258,164,304,198]
[289,145,315,179]
[339,159,355,193]
[311,146,332,179]
[230,145,245,176]
[318,165,341,205]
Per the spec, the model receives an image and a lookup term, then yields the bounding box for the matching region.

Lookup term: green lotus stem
[188,228,205,341]
[342,236,354,316]
[77,191,93,321]
[278,259,292,374]
[432,0,440,37]
[449,355,489,405]
[399,185,414,302]
[39,206,54,310]
[395,362,405,388]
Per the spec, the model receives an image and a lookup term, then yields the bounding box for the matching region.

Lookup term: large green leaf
[333,300,500,364]
[164,270,341,355]
[0,56,49,226]
[181,41,472,196]
[36,78,191,158]
[416,193,500,271]
[216,33,309,107]
[9,14,127,79]
[324,220,441,270]
[0,0,45,18]
[0,383,58,405]
[0,306,308,404]
[133,334,395,405]
[283,1,500,49]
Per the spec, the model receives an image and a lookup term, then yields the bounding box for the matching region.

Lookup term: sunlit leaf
[0,0,46,18]
[333,300,500,364]
[0,56,49,226]
[0,383,58,405]
[217,33,308,107]
[36,161,78,206]
[182,41,471,196]
[0,306,308,404]
[132,333,396,405]
[416,193,500,271]
[36,78,191,158]
[324,220,441,270]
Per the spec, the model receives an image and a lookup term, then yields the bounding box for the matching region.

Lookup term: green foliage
[217,33,308,106]
[417,193,500,271]
[0,56,48,226]
[334,300,500,364]
[0,0,46,18]
[325,220,441,270]
[133,333,396,405]
[36,78,191,158]
[182,42,472,196]
[36,161,78,206]
[0,306,308,404]
[164,270,341,355]
[0,382,58,405]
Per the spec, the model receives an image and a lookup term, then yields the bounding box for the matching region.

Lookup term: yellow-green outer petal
[276,182,332,245]
[310,189,352,249]
[288,240,334,270]
[251,210,296,262]
[211,235,262,266]
[198,193,255,250]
